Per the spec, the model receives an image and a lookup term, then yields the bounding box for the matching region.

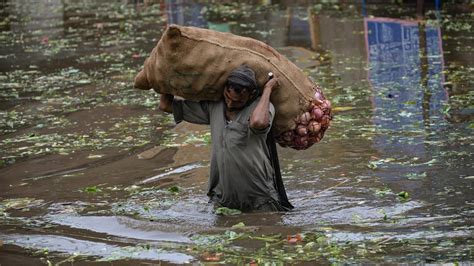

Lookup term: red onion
[307,121,321,134]
[299,112,311,125]
[274,86,331,150]
[313,98,324,105]
[314,91,323,102]
[295,135,309,147]
[296,124,308,136]
[308,135,319,144]
[321,115,330,127]
[311,108,324,121]
[320,101,328,111]
[325,99,332,110]
[282,131,294,142]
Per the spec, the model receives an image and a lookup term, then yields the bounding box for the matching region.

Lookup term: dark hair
[226,64,259,95]
[225,81,252,94]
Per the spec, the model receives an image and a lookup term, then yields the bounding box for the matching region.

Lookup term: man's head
[224,65,258,111]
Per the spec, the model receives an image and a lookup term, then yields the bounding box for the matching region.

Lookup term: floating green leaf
[231,222,245,228]
[215,207,241,216]
[167,186,180,193]
[82,186,102,193]
[397,191,409,200]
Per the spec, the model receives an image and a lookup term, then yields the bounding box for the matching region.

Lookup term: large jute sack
[134,24,332,150]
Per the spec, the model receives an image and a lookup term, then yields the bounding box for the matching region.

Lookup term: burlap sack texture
[135,24,330,147]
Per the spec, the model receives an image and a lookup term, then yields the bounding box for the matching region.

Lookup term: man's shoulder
[247,97,275,110]
[179,99,222,106]
[207,99,224,109]
[199,99,223,115]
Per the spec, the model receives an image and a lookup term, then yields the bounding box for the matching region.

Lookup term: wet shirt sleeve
[172,98,210,125]
[249,102,275,135]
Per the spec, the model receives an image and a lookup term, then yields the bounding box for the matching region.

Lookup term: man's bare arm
[249,77,279,130]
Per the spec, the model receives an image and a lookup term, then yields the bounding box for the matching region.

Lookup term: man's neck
[225,109,238,122]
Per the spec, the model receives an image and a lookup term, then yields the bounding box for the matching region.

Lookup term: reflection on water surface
[0,0,472,264]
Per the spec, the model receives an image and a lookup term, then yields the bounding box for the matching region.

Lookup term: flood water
[0,0,473,264]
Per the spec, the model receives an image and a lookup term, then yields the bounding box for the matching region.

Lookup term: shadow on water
[0,0,473,264]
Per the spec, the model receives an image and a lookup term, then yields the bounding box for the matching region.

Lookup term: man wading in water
[159,65,293,212]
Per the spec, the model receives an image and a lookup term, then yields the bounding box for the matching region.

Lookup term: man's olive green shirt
[172,98,283,211]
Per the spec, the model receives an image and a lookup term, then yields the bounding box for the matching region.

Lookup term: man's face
[224,86,253,111]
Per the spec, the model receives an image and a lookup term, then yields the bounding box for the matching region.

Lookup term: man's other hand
[263,76,279,93]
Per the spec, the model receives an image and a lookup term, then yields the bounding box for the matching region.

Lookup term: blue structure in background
[164,1,231,32]
[287,7,312,47]
[365,17,446,162]
[165,0,207,28]
[362,0,442,16]
[425,26,446,116]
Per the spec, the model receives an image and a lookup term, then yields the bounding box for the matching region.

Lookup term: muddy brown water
[0,1,473,264]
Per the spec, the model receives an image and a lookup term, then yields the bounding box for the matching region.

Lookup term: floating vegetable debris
[0,1,472,265]
[214,207,242,216]
[397,191,410,201]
